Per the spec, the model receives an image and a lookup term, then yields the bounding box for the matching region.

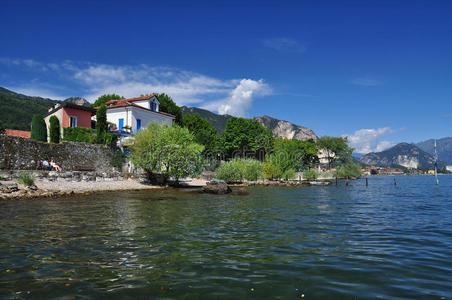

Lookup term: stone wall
[0,135,115,173]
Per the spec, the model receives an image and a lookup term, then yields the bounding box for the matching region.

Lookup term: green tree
[0,120,5,134]
[303,169,318,181]
[271,138,318,174]
[96,104,107,144]
[91,94,124,108]
[183,113,219,153]
[216,159,244,183]
[221,117,273,159]
[130,123,204,184]
[335,162,362,178]
[263,154,283,180]
[31,114,47,142]
[317,136,353,169]
[154,93,183,126]
[49,115,60,143]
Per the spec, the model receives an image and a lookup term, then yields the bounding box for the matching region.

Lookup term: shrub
[19,173,34,187]
[242,159,264,181]
[31,114,47,142]
[335,162,362,179]
[303,169,318,181]
[111,151,126,169]
[263,155,283,180]
[0,120,5,135]
[104,133,118,147]
[96,104,107,144]
[216,159,244,183]
[282,168,297,180]
[63,127,95,143]
[49,115,60,143]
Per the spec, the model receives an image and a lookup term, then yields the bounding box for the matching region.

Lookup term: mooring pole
[345,176,349,186]
[336,177,338,186]
[366,177,368,187]
[394,178,397,186]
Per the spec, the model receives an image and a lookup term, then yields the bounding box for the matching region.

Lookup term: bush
[31,114,47,142]
[243,159,264,181]
[104,133,118,147]
[63,127,95,143]
[216,159,244,183]
[19,173,34,187]
[0,120,5,135]
[49,115,60,143]
[263,155,283,180]
[303,169,318,181]
[335,162,362,179]
[282,168,297,180]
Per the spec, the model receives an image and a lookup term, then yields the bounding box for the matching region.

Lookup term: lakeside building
[103,95,175,135]
[44,102,96,140]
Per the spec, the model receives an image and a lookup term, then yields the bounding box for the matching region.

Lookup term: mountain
[416,137,452,165]
[0,87,56,130]
[181,106,232,134]
[63,97,91,107]
[253,115,318,141]
[359,143,445,169]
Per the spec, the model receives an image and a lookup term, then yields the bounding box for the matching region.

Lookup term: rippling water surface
[1,175,452,299]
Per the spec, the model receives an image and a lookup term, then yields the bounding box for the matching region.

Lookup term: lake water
[1,175,451,299]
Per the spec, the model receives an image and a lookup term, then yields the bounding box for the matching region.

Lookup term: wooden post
[394,178,397,186]
[336,177,338,186]
[366,177,368,187]
[345,176,349,186]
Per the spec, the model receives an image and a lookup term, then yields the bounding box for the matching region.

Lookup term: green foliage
[263,155,283,180]
[242,159,264,181]
[216,159,244,183]
[31,114,47,142]
[335,162,362,178]
[96,104,107,144]
[317,136,353,169]
[63,127,95,143]
[154,93,183,126]
[0,120,5,134]
[303,169,318,180]
[91,94,123,108]
[49,115,60,143]
[221,117,273,159]
[0,87,55,131]
[111,151,126,169]
[183,113,219,153]
[18,173,34,187]
[272,138,319,174]
[104,133,118,146]
[130,123,204,183]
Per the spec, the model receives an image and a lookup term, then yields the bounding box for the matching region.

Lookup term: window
[69,116,77,127]
[136,119,141,131]
[118,118,124,130]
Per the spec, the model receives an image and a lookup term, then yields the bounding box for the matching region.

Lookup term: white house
[103,95,175,134]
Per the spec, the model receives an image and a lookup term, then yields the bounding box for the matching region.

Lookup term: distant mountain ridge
[359,142,446,169]
[416,137,452,165]
[63,97,91,107]
[181,106,232,134]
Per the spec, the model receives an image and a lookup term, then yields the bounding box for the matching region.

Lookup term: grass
[18,173,35,187]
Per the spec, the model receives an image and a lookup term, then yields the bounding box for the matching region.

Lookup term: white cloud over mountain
[0,58,271,117]
[344,127,395,154]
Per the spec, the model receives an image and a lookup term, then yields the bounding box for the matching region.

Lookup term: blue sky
[1,0,451,153]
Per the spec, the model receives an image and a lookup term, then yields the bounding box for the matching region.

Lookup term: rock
[26,184,38,191]
[1,182,19,192]
[202,181,232,194]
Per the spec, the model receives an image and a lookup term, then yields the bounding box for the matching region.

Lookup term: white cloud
[344,127,395,154]
[262,38,306,53]
[202,79,271,117]
[0,58,271,115]
[351,78,382,86]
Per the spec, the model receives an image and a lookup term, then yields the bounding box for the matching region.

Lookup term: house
[44,102,96,139]
[104,95,175,134]
[5,129,31,139]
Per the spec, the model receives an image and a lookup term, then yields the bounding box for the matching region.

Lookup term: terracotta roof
[5,129,31,138]
[102,97,175,119]
[105,94,156,105]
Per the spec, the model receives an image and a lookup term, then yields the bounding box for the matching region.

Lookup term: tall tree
[154,93,183,126]
[271,138,319,174]
[221,117,273,159]
[96,104,107,144]
[316,136,353,169]
[182,113,219,153]
[31,114,47,142]
[49,115,60,143]
[91,94,124,108]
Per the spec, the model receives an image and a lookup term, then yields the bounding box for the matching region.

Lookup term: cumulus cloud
[0,58,271,115]
[344,127,395,154]
[202,79,271,117]
[262,38,306,53]
[351,78,382,86]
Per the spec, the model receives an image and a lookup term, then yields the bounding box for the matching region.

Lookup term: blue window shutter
[118,119,124,130]
[137,119,141,131]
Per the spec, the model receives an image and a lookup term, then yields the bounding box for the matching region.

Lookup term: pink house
[44,102,96,139]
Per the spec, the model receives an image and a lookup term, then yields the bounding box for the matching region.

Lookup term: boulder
[202,181,231,194]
